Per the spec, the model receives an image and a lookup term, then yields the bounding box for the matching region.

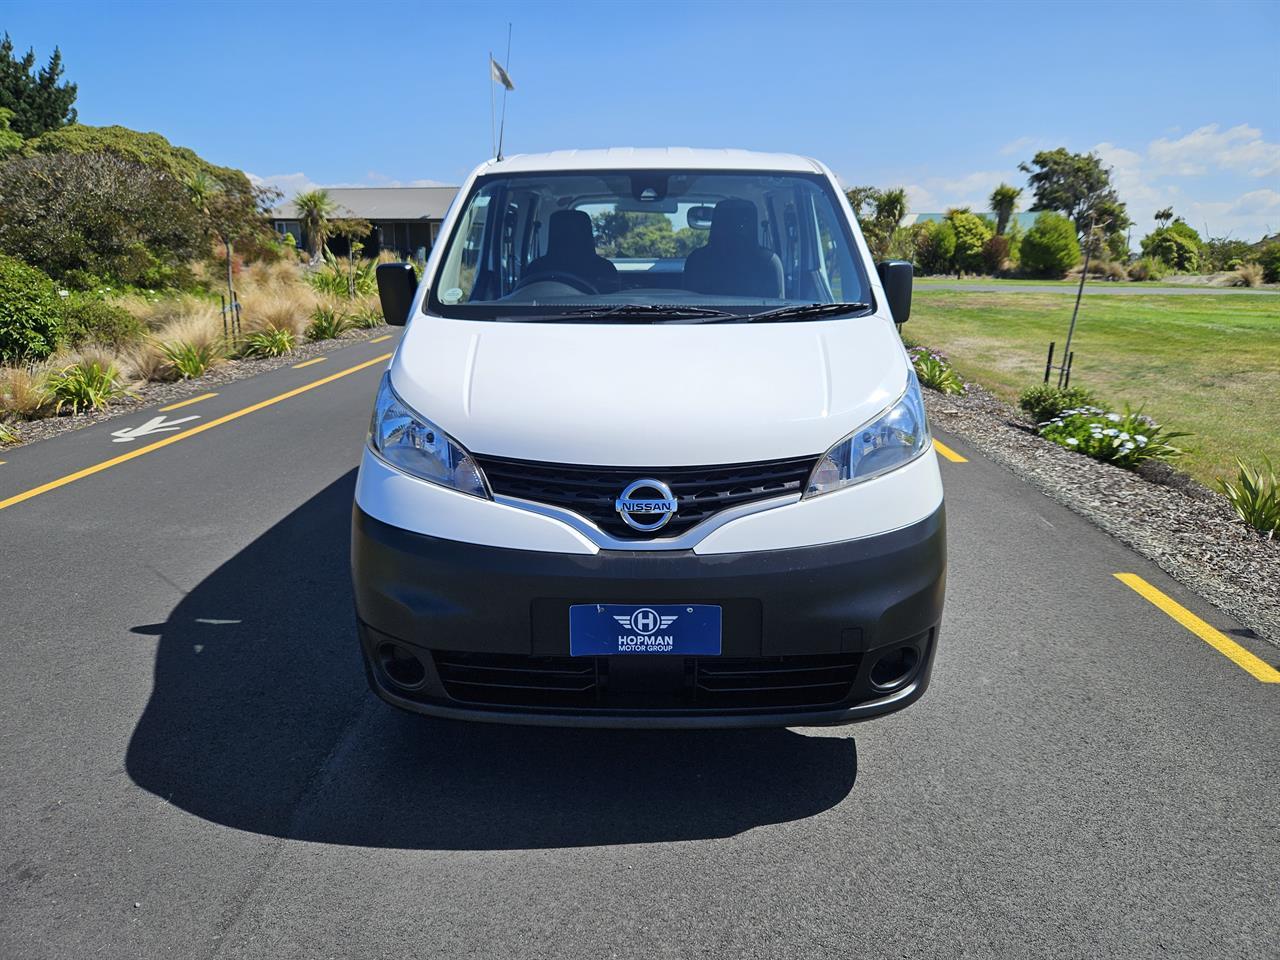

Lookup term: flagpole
[497,23,512,160]
[488,50,496,159]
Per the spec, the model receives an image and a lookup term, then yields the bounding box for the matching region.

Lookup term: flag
[490,56,515,91]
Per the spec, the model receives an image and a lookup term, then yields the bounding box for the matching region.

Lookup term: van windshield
[428,170,870,321]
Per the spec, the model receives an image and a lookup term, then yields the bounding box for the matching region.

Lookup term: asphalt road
[2,334,1277,959]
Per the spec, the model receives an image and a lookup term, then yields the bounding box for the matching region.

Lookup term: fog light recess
[868,645,921,691]
[377,642,427,690]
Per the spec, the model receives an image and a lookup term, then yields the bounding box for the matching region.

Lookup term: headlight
[804,370,930,497]
[369,373,489,498]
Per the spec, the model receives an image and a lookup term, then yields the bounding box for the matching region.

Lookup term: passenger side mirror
[876,260,913,325]
[376,262,418,326]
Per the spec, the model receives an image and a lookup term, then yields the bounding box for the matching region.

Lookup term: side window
[437,195,490,302]
[814,199,846,301]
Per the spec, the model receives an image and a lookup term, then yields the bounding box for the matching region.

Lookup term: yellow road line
[0,354,392,513]
[1114,573,1280,683]
[933,438,967,463]
[159,392,218,412]
[369,335,393,344]
[292,357,327,369]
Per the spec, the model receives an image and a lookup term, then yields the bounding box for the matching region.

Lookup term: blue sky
[4,0,1279,238]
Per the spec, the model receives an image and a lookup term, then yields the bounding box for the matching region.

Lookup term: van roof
[482,147,825,175]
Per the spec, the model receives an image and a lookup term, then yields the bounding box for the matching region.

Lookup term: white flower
[1135,435,1148,445]
[1106,413,1122,422]
[1118,432,1130,441]
[1123,442,1135,450]
[1104,428,1119,436]
[1066,438,1079,446]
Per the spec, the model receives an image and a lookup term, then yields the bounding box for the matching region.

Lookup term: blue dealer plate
[569,604,722,656]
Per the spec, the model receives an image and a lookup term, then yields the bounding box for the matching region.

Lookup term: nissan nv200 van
[354,148,945,727]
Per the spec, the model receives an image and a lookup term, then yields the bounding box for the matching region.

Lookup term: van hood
[389,314,909,466]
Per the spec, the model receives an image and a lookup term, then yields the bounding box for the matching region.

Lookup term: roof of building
[905,211,1042,231]
[271,186,457,221]
[481,147,825,175]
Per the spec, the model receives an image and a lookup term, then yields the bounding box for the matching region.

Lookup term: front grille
[433,651,860,711]
[473,454,820,540]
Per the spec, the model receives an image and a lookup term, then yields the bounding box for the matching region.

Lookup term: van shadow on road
[125,471,857,850]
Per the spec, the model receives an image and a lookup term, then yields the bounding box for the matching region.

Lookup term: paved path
[1,335,1276,959]
[918,281,1278,295]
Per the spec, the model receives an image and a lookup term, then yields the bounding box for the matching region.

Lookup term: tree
[0,33,77,139]
[845,186,909,259]
[0,108,21,157]
[0,253,64,362]
[188,171,281,308]
[1020,212,1080,278]
[1018,148,1131,243]
[293,189,336,261]
[910,220,956,275]
[331,217,373,297]
[1154,207,1174,229]
[988,183,1022,236]
[591,211,705,259]
[945,208,993,274]
[0,152,204,287]
[1140,219,1202,272]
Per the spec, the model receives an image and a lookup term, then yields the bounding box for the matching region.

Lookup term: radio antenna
[497,23,512,160]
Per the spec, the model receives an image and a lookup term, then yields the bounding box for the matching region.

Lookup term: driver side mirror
[376,262,418,326]
[876,260,913,325]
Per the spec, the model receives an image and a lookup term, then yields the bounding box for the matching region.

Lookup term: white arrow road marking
[110,415,201,443]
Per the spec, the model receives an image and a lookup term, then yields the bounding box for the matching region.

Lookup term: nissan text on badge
[354,148,946,727]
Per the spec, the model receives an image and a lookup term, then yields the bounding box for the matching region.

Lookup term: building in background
[271,186,458,261]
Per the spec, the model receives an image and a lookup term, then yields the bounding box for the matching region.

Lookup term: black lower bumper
[351,505,945,728]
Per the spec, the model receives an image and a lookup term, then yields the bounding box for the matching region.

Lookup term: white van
[354,148,945,727]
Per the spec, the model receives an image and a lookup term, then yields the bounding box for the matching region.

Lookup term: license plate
[569,604,722,656]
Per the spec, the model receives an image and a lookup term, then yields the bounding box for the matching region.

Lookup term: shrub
[1258,242,1280,283]
[45,354,131,413]
[305,304,353,341]
[1231,263,1264,288]
[1142,229,1200,272]
[907,346,965,395]
[0,420,17,444]
[0,152,203,288]
[1218,458,1279,537]
[1020,213,1080,278]
[0,365,55,419]
[1127,257,1167,282]
[62,297,145,348]
[982,234,1011,274]
[0,254,64,363]
[946,209,993,274]
[912,220,956,275]
[1038,406,1187,468]
[239,327,295,358]
[306,250,378,299]
[1018,384,1100,424]
[350,304,385,329]
[160,339,224,379]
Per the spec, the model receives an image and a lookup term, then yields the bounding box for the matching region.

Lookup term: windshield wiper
[514,303,738,323]
[714,301,873,324]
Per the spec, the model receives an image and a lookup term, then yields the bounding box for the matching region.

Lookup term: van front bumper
[351,504,945,728]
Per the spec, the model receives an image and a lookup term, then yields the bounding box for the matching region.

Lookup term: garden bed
[924,384,1280,646]
[1,324,392,451]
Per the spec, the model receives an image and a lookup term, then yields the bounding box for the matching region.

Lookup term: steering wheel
[514,270,600,294]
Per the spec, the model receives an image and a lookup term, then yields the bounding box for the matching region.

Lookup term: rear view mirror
[376,262,418,326]
[876,260,913,324]
[686,205,714,230]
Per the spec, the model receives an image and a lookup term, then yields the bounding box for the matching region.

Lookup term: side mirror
[876,260,913,324]
[376,262,418,326]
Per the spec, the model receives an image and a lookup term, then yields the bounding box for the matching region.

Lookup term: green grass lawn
[908,290,1280,485]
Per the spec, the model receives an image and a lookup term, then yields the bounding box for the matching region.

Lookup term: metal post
[1044,341,1055,384]
[1059,213,1099,388]
[220,295,228,343]
[1065,351,1074,388]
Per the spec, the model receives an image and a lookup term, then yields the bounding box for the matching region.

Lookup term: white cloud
[1146,124,1280,178]
[904,170,1009,214]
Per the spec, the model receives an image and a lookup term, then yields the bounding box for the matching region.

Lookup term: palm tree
[293,189,336,261]
[988,183,1022,236]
